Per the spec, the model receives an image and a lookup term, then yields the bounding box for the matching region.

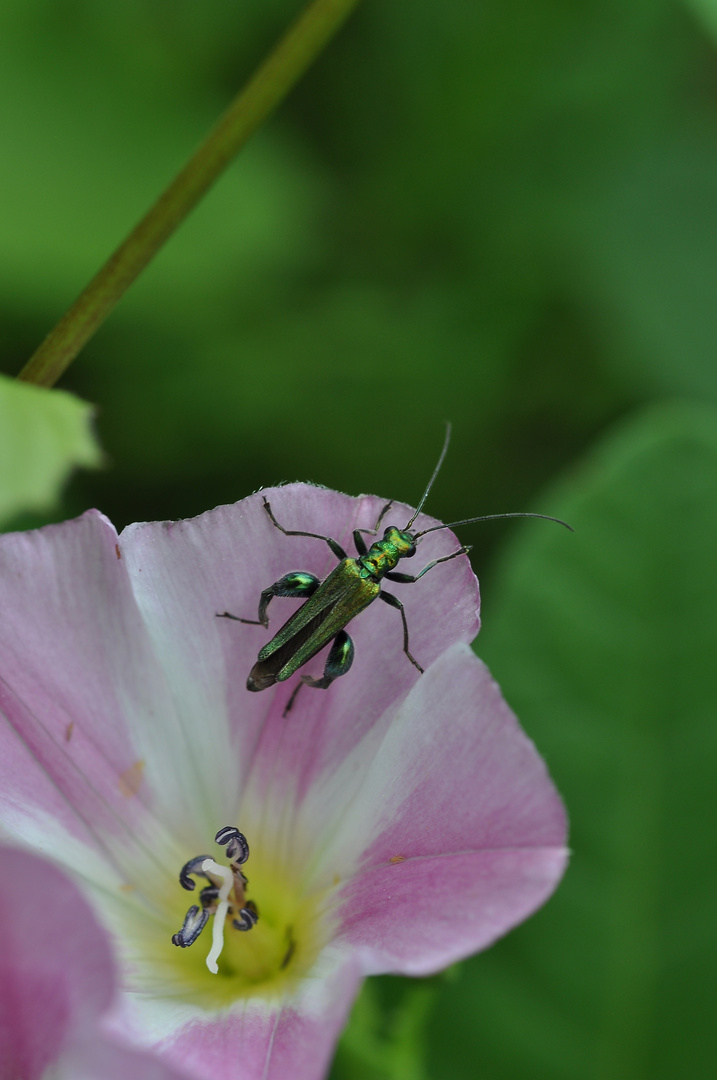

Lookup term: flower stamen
[232,899,259,932]
[178,854,213,891]
[172,826,259,974]
[215,825,250,864]
[172,904,209,948]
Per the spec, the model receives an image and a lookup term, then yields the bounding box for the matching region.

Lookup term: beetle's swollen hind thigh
[257,571,321,624]
[302,630,355,690]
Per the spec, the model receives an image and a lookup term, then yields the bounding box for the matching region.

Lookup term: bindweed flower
[0,845,189,1079]
[0,485,567,1080]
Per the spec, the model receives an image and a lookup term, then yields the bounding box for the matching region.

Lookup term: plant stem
[17,0,362,388]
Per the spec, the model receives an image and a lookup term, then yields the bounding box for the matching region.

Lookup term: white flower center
[171,827,258,974]
[159,825,330,1006]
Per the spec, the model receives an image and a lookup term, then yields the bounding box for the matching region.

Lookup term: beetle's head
[383,526,417,559]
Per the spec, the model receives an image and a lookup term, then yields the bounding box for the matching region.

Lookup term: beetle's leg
[353,530,368,556]
[217,610,264,626]
[385,546,471,585]
[353,501,394,554]
[302,630,355,690]
[262,497,347,560]
[378,591,424,673]
[372,500,394,532]
[282,681,304,717]
[217,572,320,629]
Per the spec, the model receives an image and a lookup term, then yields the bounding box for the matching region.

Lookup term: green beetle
[219,425,570,706]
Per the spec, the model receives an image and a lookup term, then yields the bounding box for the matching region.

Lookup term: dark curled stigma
[179,855,212,891]
[215,826,250,865]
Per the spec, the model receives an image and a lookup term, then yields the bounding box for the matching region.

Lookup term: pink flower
[0,485,567,1080]
[0,845,189,1079]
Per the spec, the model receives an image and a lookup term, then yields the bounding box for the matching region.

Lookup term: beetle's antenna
[414,512,574,538]
[404,422,452,530]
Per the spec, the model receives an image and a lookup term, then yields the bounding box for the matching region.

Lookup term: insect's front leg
[262,497,348,560]
[353,501,394,555]
[385,545,472,585]
[301,630,355,690]
[217,572,320,629]
[378,590,424,673]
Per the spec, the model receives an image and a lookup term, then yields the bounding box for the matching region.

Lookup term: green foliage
[684,0,717,40]
[332,975,444,1080]
[334,403,717,1080]
[0,0,317,318]
[0,375,100,526]
[453,402,717,1080]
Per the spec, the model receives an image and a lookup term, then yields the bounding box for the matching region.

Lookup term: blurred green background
[2,0,717,1077]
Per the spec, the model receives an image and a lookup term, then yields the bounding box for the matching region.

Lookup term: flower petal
[0,492,559,1080]
[0,845,190,1080]
[58,1035,192,1080]
[0,512,139,837]
[155,946,362,1080]
[0,846,115,1077]
[301,643,568,972]
[0,511,211,902]
[338,846,567,975]
[119,486,478,824]
[0,489,478,867]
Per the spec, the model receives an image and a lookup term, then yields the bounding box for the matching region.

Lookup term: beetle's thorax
[358,526,416,581]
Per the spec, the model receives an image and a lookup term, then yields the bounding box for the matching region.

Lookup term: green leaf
[425,401,717,1079]
[558,125,717,403]
[0,375,101,525]
[331,976,440,1080]
[683,0,717,41]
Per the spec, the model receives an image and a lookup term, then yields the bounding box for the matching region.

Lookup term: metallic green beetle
[218,425,569,703]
